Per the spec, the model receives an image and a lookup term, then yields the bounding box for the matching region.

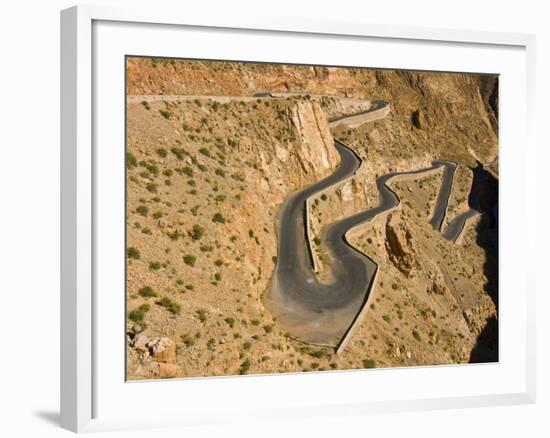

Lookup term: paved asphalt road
[268,135,461,346]
[328,100,387,123]
[267,98,479,347]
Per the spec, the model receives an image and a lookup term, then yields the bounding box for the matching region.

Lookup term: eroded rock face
[385,213,415,276]
[411,109,428,129]
[147,337,176,364]
[291,101,338,175]
[427,269,448,296]
[154,362,178,378]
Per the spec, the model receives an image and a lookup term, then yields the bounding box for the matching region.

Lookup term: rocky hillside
[126,58,498,379]
[128,58,498,166]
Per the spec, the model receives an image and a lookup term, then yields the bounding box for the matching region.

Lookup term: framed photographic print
[61,5,536,433]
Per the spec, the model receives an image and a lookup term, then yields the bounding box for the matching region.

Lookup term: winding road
[267,99,479,348]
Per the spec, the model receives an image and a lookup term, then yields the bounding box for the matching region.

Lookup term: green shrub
[231,172,245,182]
[156,148,167,158]
[214,272,222,281]
[189,224,206,240]
[200,245,214,252]
[127,247,140,260]
[212,213,226,224]
[159,109,171,119]
[171,147,187,160]
[144,163,159,176]
[183,254,197,266]
[145,183,157,193]
[412,330,421,341]
[362,359,376,368]
[181,334,195,347]
[239,359,251,375]
[199,147,211,157]
[214,259,223,267]
[156,297,181,314]
[138,286,157,298]
[127,152,137,168]
[166,230,179,241]
[128,303,150,322]
[196,309,207,323]
[308,350,326,359]
[141,101,150,110]
[224,317,235,328]
[181,166,193,177]
[149,261,161,271]
[382,314,391,323]
[136,206,149,217]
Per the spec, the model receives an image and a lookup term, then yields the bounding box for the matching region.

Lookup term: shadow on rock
[468,162,499,363]
[469,315,499,363]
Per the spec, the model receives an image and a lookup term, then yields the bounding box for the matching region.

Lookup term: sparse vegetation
[196,309,208,323]
[183,254,197,266]
[127,247,140,259]
[239,358,251,375]
[189,224,206,240]
[128,303,150,323]
[212,213,226,224]
[159,109,171,119]
[149,261,161,271]
[362,359,376,368]
[136,205,149,217]
[156,297,181,314]
[145,183,158,193]
[126,61,498,381]
[138,286,157,298]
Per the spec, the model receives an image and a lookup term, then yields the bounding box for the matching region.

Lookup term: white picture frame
[60,4,536,433]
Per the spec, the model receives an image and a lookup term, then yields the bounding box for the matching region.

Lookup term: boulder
[132,333,149,352]
[147,336,176,364]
